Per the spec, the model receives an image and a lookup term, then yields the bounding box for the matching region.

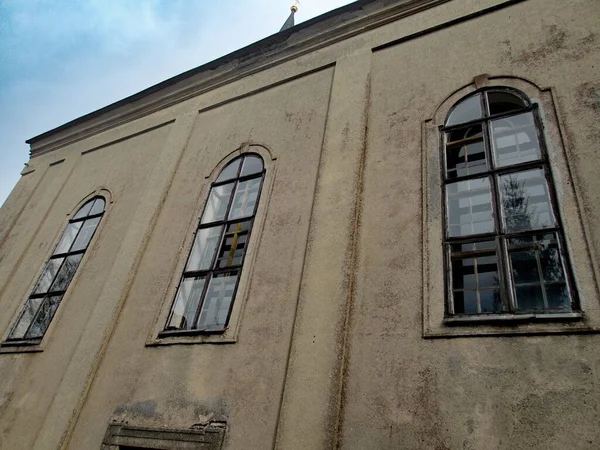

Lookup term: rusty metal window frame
[160,154,265,337]
[440,87,579,319]
[2,196,106,346]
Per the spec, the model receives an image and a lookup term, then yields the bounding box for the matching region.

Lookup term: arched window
[442,88,577,315]
[6,196,106,342]
[165,154,265,333]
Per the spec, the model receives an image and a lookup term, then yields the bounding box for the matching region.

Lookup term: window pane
[9,297,44,339]
[546,284,571,310]
[185,226,223,272]
[487,91,527,116]
[197,272,239,331]
[167,277,206,330]
[33,258,65,294]
[451,240,495,253]
[228,178,261,220]
[216,159,241,183]
[499,169,555,232]
[71,217,101,252]
[49,254,83,293]
[515,285,545,311]
[480,289,503,313]
[446,125,487,179]
[452,258,476,290]
[453,290,478,314]
[25,295,63,339]
[491,112,541,167]
[201,183,234,224]
[89,197,106,216]
[446,94,483,126]
[54,222,83,254]
[72,200,94,220]
[215,221,251,269]
[447,177,494,237]
[240,155,263,177]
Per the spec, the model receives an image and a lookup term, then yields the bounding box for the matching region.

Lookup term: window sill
[0,340,43,354]
[444,312,583,325]
[147,330,237,347]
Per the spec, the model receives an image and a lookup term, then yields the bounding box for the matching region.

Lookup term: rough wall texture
[0,0,598,449]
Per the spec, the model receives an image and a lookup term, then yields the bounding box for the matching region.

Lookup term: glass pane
[185,226,223,272]
[453,290,478,314]
[487,91,527,116]
[54,222,83,254]
[49,254,83,293]
[446,94,483,126]
[510,249,539,284]
[477,255,499,288]
[447,177,494,237]
[216,159,242,183]
[491,112,541,167]
[70,217,101,252]
[25,295,63,339]
[33,258,65,294]
[72,200,94,220]
[499,169,555,232]
[201,183,234,224]
[228,178,261,220]
[546,284,571,310]
[515,285,545,311]
[215,221,251,269]
[9,297,44,339]
[480,289,503,313]
[89,197,106,216]
[197,272,239,330]
[167,277,206,330]
[240,155,263,177]
[451,240,495,253]
[446,125,487,179]
[452,258,476,290]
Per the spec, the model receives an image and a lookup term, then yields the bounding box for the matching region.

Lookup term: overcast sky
[0,0,355,207]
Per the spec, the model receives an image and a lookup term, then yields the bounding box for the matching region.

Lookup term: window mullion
[191,272,212,330]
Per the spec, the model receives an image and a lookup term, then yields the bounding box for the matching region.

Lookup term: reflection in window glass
[33,258,64,294]
[26,295,63,339]
[186,226,223,272]
[446,125,487,179]
[201,183,234,224]
[167,277,206,330]
[72,200,94,220]
[10,297,44,339]
[452,248,502,314]
[447,177,495,237]
[491,112,541,167]
[89,198,106,216]
[197,272,239,330]
[229,178,261,220]
[446,94,483,126]
[55,222,83,255]
[71,217,101,252]
[240,155,263,177]
[49,254,83,292]
[216,159,241,183]
[499,169,555,232]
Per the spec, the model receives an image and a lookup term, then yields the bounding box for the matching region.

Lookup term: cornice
[28,0,450,157]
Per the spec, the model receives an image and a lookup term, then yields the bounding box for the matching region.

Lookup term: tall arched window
[6,196,106,343]
[442,88,577,316]
[165,154,265,333]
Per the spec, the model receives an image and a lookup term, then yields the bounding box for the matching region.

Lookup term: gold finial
[291,1,299,12]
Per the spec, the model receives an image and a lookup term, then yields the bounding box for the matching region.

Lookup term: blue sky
[0,0,354,207]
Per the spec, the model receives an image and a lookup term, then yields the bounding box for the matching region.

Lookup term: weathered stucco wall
[0,0,598,449]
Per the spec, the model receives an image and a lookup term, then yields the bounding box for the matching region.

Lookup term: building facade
[0,0,599,448]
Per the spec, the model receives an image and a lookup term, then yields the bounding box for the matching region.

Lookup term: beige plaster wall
[0,0,598,449]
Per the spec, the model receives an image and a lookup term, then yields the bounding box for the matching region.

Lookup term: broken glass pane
[197,272,239,330]
[446,94,483,126]
[499,169,555,232]
[167,277,206,330]
[447,177,495,237]
[201,183,234,224]
[55,222,83,254]
[228,178,261,220]
[487,91,527,116]
[491,112,541,167]
[9,297,44,339]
